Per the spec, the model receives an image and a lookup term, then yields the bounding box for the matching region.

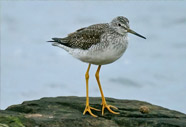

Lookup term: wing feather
[52,23,109,50]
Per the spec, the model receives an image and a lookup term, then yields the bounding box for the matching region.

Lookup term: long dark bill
[127,29,146,39]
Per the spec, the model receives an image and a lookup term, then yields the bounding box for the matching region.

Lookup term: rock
[0,96,186,127]
[139,105,150,114]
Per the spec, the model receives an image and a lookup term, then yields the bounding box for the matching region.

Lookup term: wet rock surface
[0,96,186,127]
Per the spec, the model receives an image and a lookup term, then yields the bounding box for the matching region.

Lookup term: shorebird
[48,16,146,117]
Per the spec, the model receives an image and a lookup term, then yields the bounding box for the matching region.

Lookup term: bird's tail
[47,38,64,46]
[47,38,63,43]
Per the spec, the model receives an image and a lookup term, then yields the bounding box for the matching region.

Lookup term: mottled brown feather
[58,23,109,50]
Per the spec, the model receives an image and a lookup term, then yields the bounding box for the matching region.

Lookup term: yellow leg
[83,63,100,117]
[95,65,119,116]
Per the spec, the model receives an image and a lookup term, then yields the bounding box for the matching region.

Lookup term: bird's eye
[118,23,121,26]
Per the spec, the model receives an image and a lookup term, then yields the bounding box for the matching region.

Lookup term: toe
[102,104,119,115]
[110,105,118,110]
[89,110,98,117]
[107,106,119,114]
[90,106,101,111]
[83,106,99,117]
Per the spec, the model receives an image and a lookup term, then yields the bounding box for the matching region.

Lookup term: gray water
[1,1,186,114]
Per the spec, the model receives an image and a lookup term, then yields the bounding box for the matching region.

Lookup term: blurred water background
[1,1,186,113]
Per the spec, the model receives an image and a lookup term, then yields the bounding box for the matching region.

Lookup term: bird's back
[51,23,109,50]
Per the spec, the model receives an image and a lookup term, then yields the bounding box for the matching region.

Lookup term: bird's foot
[101,102,119,115]
[83,105,100,117]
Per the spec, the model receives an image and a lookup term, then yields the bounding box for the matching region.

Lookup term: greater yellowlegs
[48,16,146,117]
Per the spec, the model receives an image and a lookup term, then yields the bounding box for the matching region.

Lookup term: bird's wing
[51,23,109,50]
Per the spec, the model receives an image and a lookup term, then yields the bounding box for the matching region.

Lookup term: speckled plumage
[52,23,109,50]
[49,16,145,65]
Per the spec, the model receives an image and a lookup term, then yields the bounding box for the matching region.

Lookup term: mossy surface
[0,116,24,127]
[0,96,186,127]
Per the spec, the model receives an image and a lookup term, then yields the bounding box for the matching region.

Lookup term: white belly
[72,41,128,65]
[54,34,128,65]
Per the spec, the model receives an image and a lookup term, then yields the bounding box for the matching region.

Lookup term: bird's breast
[73,35,128,65]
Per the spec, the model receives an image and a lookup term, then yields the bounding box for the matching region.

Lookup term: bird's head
[110,16,146,39]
